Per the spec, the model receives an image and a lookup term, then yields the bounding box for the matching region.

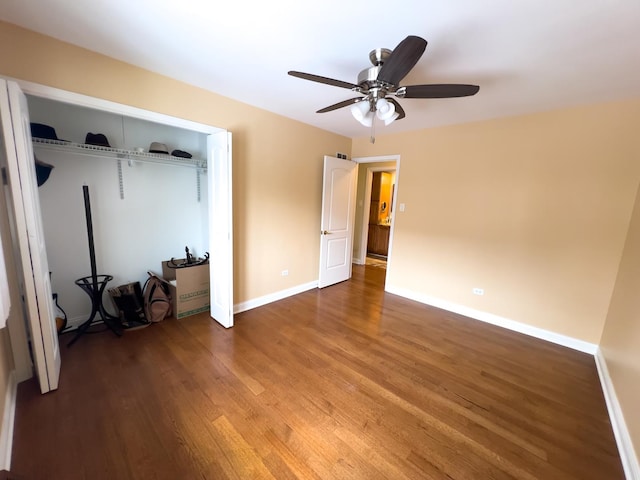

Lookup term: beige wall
[0,21,351,304]
[600,183,640,460]
[353,99,640,344]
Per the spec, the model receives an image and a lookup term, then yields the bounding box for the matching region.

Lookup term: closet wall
[28,96,209,326]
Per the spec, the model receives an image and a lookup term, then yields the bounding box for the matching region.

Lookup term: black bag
[108,282,150,329]
[143,273,172,322]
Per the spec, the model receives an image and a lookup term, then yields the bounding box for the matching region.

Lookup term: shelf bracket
[117,159,124,200]
[196,169,201,203]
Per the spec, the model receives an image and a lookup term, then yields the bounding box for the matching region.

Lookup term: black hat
[85,132,111,147]
[34,156,54,186]
[171,149,192,159]
[30,123,67,142]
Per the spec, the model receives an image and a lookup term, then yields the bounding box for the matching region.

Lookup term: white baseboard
[66,314,90,330]
[385,284,598,354]
[234,280,318,314]
[0,370,17,471]
[595,349,640,480]
[353,256,365,265]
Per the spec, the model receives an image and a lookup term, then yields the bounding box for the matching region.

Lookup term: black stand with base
[67,186,123,347]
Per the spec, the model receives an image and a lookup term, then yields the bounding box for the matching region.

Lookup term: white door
[208,131,233,328]
[0,80,61,393]
[318,156,357,288]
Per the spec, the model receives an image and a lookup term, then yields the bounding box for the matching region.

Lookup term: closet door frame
[6,76,232,376]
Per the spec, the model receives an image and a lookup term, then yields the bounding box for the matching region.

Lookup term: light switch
[399,203,406,212]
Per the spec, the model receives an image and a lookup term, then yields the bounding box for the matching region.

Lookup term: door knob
[321,230,332,235]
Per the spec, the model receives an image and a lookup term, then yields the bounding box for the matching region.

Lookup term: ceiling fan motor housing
[357,48,397,104]
[357,65,382,88]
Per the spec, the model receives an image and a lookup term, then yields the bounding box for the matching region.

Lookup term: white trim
[234,281,318,314]
[0,370,17,471]
[595,348,640,480]
[385,284,598,354]
[353,154,401,164]
[6,77,222,135]
[65,315,98,330]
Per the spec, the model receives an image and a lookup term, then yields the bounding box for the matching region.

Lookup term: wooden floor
[11,265,623,479]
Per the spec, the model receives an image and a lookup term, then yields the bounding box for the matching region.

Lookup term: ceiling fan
[288,35,479,131]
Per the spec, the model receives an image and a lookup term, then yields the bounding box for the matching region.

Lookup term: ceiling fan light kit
[350,100,374,127]
[288,35,479,141]
[375,98,398,124]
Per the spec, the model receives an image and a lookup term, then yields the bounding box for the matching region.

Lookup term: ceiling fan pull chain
[370,117,376,144]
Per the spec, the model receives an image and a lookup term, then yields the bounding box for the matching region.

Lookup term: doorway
[352,155,400,286]
[365,169,395,265]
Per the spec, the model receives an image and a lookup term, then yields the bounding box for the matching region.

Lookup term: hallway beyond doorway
[365,254,387,269]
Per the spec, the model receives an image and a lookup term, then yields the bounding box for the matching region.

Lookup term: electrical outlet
[473,288,484,296]
[281,270,289,276]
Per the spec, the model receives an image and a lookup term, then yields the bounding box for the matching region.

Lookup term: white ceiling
[2,0,640,138]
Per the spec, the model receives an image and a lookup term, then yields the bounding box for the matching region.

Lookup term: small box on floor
[161,260,210,319]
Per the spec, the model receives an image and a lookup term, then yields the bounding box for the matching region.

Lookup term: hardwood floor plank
[10,265,624,479]
[209,415,277,480]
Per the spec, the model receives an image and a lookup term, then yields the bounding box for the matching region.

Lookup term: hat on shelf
[30,123,68,142]
[34,156,54,187]
[149,142,169,154]
[171,149,192,159]
[85,132,111,147]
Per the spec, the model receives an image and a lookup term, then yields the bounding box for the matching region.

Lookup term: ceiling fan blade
[288,71,358,90]
[316,98,364,113]
[401,84,480,98]
[377,36,427,86]
[387,98,406,120]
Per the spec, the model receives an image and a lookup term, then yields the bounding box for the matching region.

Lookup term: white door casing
[318,156,357,288]
[0,79,61,393]
[208,132,233,328]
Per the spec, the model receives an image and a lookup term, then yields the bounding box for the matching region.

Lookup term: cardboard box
[161,259,210,319]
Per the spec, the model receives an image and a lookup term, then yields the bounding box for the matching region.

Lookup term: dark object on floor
[109,282,150,330]
[85,132,111,147]
[168,246,209,268]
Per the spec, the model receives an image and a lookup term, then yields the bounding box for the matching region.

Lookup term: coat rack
[67,185,123,346]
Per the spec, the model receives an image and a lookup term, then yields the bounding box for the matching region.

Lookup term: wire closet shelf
[32,137,207,169]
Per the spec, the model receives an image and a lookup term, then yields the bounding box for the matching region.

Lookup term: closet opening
[1,78,233,393]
